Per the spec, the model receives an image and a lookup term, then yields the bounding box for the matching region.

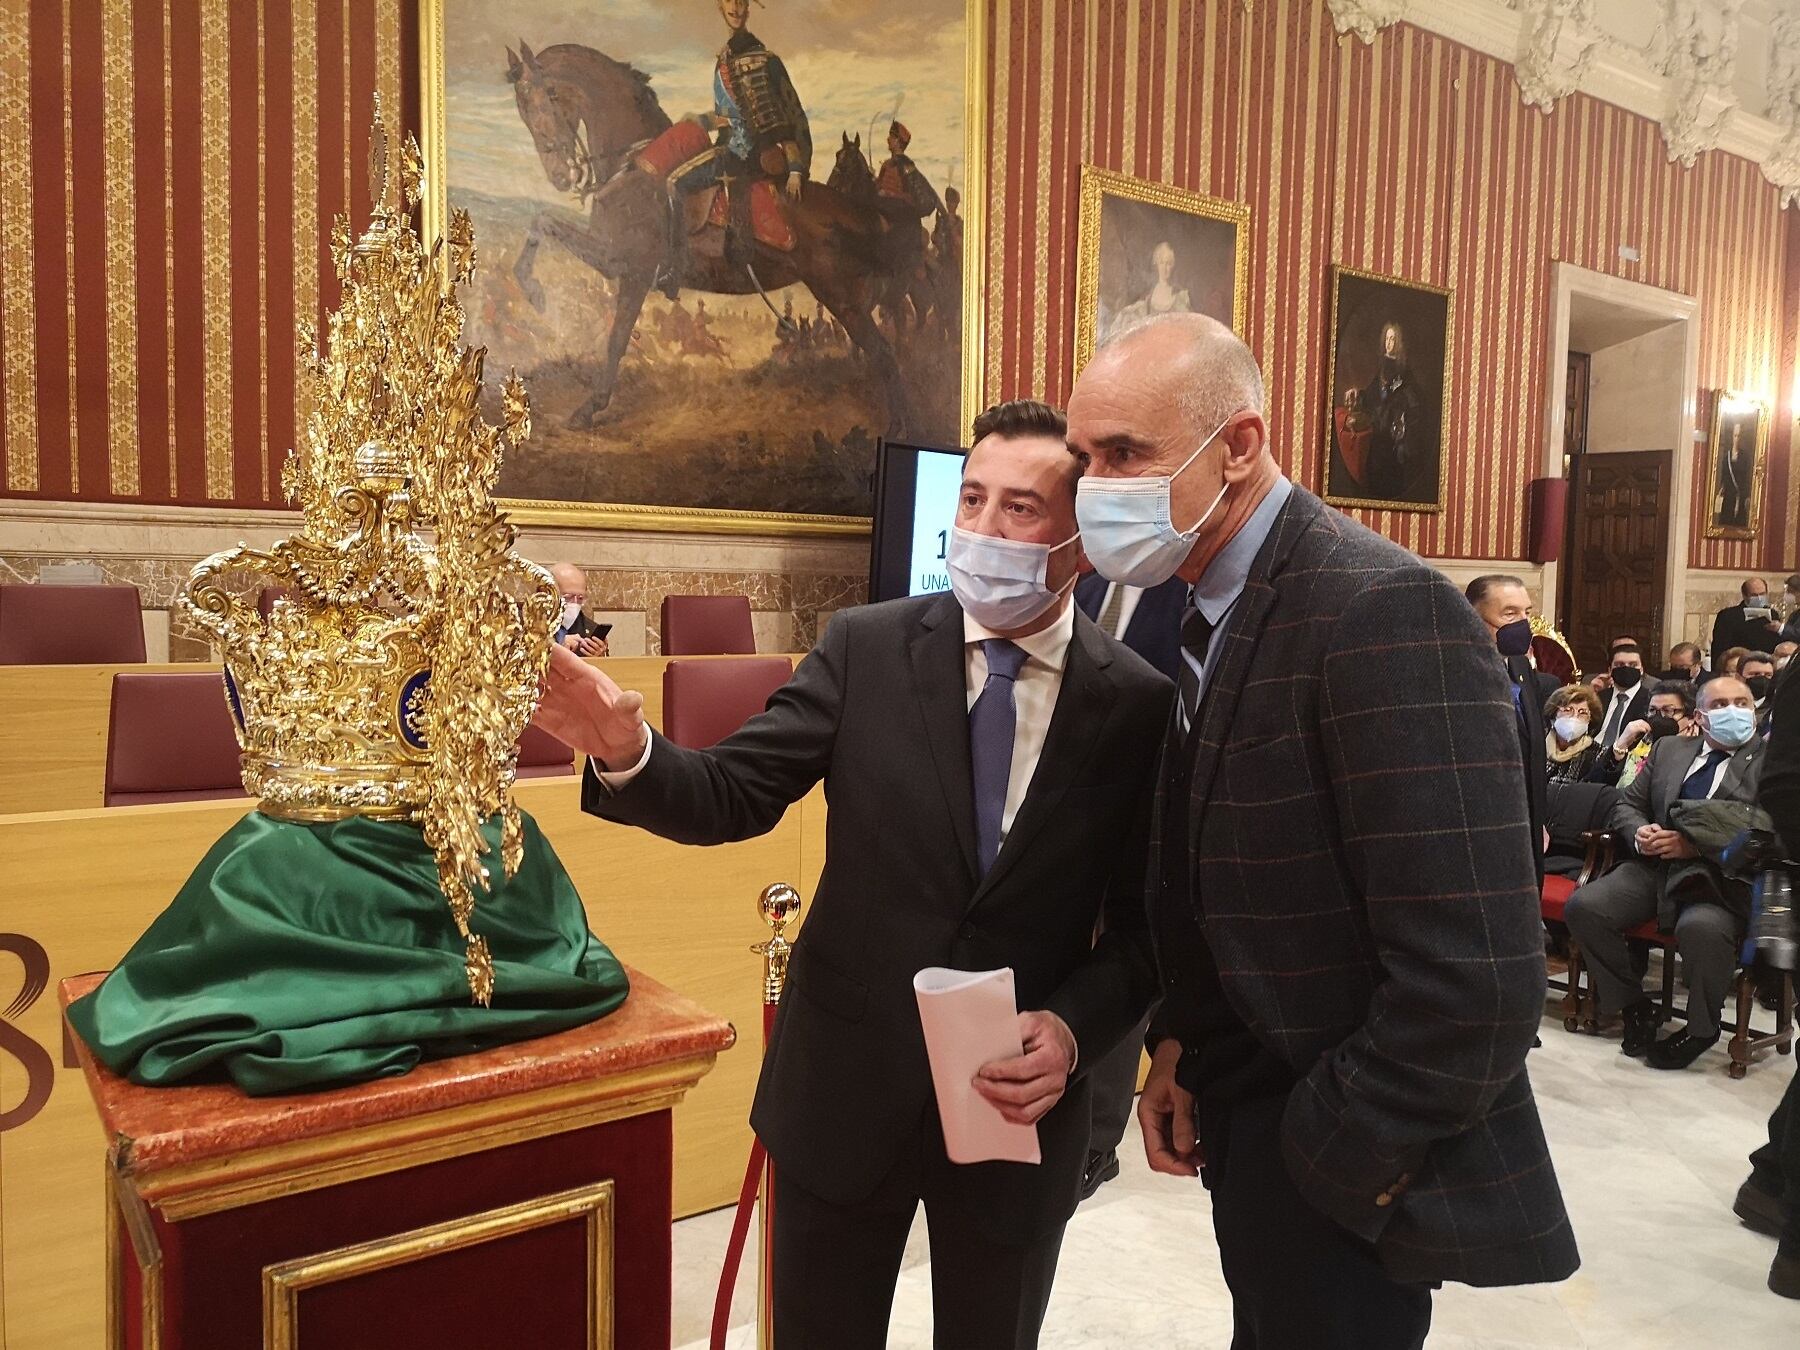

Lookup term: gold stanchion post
[752,883,800,1350]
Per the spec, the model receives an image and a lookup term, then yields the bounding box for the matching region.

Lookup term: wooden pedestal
[60,969,734,1350]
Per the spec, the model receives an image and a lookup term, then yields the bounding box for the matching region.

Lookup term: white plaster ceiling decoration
[1348,0,1800,204]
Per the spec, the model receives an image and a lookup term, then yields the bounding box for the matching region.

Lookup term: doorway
[1540,265,1699,664]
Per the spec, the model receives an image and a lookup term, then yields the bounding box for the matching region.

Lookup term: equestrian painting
[434,0,968,523]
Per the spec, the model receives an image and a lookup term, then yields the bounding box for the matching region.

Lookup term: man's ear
[1219,412,1267,483]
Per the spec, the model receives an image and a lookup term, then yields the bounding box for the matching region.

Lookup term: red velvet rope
[710,1001,778,1350]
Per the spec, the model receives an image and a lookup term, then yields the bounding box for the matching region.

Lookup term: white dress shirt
[591,599,1079,821]
[1599,684,1637,745]
[963,599,1077,848]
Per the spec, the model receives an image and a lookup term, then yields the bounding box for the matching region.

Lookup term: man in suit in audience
[1066,313,1576,1349]
[1712,578,1783,672]
[548,563,608,656]
[1466,574,1556,883]
[1071,568,1186,1199]
[1742,652,1778,732]
[1663,642,1704,685]
[535,399,1172,1349]
[1586,644,1654,784]
[1565,675,1766,1070]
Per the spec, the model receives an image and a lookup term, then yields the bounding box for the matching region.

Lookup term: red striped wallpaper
[0,0,412,510]
[980,0,1798,570]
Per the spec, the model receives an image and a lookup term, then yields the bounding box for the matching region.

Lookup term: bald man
[1067,314,1577,1348]
[549,563,608,657]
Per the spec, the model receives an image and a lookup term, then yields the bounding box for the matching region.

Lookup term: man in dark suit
[1712,577,1783,672]
[1466,574,1555,883]
[535,400,1171,1349]
[1585,643,1654,785]
[1066,313,1577,1348]
[548,562,609,656]
[1071,569,1187,1199]
[1566,675,1766,1069]
[1736,661,1800,1298]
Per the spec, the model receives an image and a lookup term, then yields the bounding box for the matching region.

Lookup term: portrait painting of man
[1072,166,1247,375]
[1324,264,1453,513]
[1703,393,1769,540]
[424,0,972,528]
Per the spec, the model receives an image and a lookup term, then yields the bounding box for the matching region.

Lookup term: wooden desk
[0,777,827,1348]
[0,655,796,815]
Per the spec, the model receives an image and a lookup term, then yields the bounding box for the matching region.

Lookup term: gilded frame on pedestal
[416,0,989,537]
[1071,165,1250,378]
[1701,390,1770,541]
[1322,262,1453,515]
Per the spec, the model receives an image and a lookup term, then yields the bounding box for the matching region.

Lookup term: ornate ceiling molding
[1765,13,1800,204]
[1651,0,1744,166]
[1515,0,1602,113]
[1327,0,1410,45]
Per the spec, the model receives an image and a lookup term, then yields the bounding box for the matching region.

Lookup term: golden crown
[182,103,555,1004]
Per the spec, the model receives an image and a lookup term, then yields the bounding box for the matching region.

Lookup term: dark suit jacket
[1762,667,1800,851]
[556,610,607,644]
[1148,485,1577,1288]
[1711,602,1782,669]
[1505,653,1549,883]
[1074,573,1186,681]
[1608,732,1764,927]
[583,592,1172,1240]
[1582,684,1652,786]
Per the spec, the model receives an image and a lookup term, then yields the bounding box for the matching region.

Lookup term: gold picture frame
[1071,165,1250,378]
[1701,390,1770,540]
[1322,263,1453,514]
[416,0,989,537]
[262,1180,616,1350]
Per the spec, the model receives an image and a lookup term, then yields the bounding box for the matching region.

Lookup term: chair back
[663,656,794,749]
[660,594,755,655]
[105,672,249,806]
[515,720,577,778]
[0,584,146,664]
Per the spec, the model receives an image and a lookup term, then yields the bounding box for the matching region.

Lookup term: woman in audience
[1544,684,1604,783]
[1720,645,1752,680]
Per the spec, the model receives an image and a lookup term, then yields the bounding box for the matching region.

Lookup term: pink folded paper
[912,966,1042,1165]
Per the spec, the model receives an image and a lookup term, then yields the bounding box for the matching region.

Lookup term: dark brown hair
[971,399,1067,445]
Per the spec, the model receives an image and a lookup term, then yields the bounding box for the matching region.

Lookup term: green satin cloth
[66,810,629,1095]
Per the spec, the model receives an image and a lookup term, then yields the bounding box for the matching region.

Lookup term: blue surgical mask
[946,525,1077,631]
[1705,704,1757,749]
[1074,417,1233,588]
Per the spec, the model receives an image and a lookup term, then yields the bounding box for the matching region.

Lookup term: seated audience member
[1608,635,1641,658]
[1716,646,1752,683]
[549,563,608,656]
[1565,676,1766,1070]
[1465,574,1555,874]
[1545,685,1604,784]
[1774,640,1797,673]
[1591,680,1697,790]
[1663,642,1703,684]
[1590,644,1650,757]
[1743,653,1778,724]
[1782,573,1800,643]
[1713,578,1783,671]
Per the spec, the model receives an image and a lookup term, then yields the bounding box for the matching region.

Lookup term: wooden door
[1563,450,1672,675]
[1565,351,1590,464]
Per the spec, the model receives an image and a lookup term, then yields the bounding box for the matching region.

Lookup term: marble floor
[672,1001,1795,1349]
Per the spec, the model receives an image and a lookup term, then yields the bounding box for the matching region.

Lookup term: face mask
[946,524,1077,630]
[561,600,582,629]
[1496,618,1533,658]
[1552,713,1588,742]
[1705,705,1757,748]
[1747,675,1772,702]
[1645,712,1681,740]
[1610,665,1642,690]
[1075,417,1233,588]
[1746,596,1768,609]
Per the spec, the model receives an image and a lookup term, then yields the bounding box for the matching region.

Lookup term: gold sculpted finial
[754,883,803,1006]
[181,101,553,1005]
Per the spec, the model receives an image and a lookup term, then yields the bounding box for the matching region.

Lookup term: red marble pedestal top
[60,968,735,1177]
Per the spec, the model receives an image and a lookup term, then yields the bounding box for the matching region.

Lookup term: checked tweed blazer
[1150,484,1579,1288]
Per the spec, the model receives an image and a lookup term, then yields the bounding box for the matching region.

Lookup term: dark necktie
[1177,602,1217,735]
[1678,748,1730,801]
[1600,691,1629,746]
[970,639,1028,872]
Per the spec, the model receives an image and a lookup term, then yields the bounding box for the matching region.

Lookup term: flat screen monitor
[867,439,966,603]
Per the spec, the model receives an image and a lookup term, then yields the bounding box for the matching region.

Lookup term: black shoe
[1645,1027,1721,1070]
[1735,1178,1786,1237]
[1620,1000,1658,1057]
[1772,1247,1800,1299]
[1079,1148,1120,1202]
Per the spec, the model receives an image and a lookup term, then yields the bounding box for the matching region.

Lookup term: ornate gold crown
[182,104,555,1004]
